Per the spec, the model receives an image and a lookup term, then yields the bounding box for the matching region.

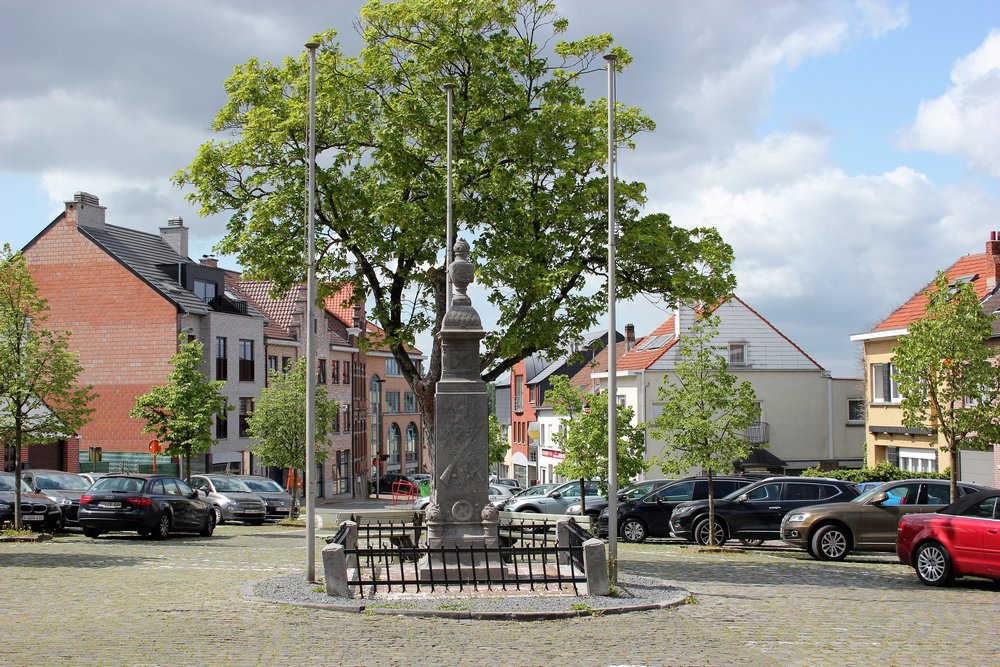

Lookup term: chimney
[200,254,218,268]
[159,216,189,258]
[988,231,1000,258]
[625,323,635,350]
[67,192,106,230]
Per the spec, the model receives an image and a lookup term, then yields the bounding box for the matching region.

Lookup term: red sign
[148,440,161,455]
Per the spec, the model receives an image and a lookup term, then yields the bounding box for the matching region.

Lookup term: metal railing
[745,421,769,444]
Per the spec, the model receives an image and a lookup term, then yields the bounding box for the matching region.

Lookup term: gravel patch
[248,572,688,620]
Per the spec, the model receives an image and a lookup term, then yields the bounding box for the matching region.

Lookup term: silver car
[188,475,267,525]
[412,485,513,511]
[237,475,299,520]
[504,479,603,514]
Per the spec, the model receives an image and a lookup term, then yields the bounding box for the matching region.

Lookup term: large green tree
[129,336,228,480]
[892,272,1000,502]
[0,245,95,529]
[247,359,339,505]
[176,0,735,456]
[487,413,510,473]
[548,374,648,515]
[651,312,760,546]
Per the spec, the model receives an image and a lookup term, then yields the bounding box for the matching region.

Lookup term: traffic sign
[148,439,160,455]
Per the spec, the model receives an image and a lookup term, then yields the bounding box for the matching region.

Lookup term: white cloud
[898,30,1000,178]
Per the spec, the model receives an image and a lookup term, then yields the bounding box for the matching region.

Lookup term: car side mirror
[871,491,888,505]
[33,486,42,494]
[655,497,664,504]
[550,492,561,499]
[736,494,749,503]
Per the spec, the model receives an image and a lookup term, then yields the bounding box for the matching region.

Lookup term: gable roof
[872,250,1000,332]
[322,283,358,327]
[78,223,212,315]
[233,281,303,341]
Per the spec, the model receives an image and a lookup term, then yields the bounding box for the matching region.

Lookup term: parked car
[0,473,63,532]
[598,476,759,542]
[412,484,514,511]
[781,479,986,560]
[496,483,556,511]
[373,472,418,494]
[188,474,267,525]
[237,475,299,520]
[78,474,215,539]
[493,478,522,491]
[21,469,92,528]
[670,476,860,545]
[409,473,432,485]
[855,481,885,494]
[566,479,674,518]
[897,488,1000,586]
[504,479,603,514]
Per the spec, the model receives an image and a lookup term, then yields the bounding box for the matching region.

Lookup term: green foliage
[651,312,760,546]
[487,413,509,469]
[247,358,338,473]
[175,0,735,452]
[891,272,1000,500]
[129,336,228,478]
[800,462,949,482]
[548,375,649,503]
[0,245,95,529]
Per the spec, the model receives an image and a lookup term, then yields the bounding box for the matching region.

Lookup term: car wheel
[914,541,955,586]
[811,524,850,561]
[213,505,225,526]
[738,538,764,547]
[82,527,101,539]
[200,510,216,537]
[152,513,171,541]
[694,517,727,546]
[621,518,647,543]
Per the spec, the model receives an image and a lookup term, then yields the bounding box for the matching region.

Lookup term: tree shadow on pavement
[0,552,149,568]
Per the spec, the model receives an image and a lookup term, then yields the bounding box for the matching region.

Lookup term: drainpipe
[824,371,834,461]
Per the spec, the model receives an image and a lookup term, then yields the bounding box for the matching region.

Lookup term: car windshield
[209,477,252,492]
[0,477,33,493]
[34,472,90,490]
[852,488,881,503]
[242,478,285,493]
[92,477,146,493]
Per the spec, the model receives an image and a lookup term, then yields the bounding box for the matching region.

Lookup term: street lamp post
[304,40,320,583]
[603,52,619,584]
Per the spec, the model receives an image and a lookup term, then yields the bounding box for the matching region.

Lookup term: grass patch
[368,602,404,609]
[437,602,469,612]
[2,528,35,538]
[313,586,325,593]
[685,594,700,605]
[277,518,307,527]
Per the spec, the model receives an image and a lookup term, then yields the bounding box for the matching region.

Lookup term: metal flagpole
[304,40,320,582]
[443,82,455,308]
[603,53,619,584]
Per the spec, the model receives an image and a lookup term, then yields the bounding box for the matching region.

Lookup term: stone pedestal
[417,239,506,581]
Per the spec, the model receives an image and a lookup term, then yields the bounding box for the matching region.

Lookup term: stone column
[419,239,503,580]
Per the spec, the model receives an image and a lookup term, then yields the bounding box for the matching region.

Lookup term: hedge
[799,461,949,483]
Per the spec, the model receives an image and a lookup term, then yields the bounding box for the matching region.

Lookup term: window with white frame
[385,358,402,376]
[871,362,901,403]
[729,343,747,366]
[898,447,937,473]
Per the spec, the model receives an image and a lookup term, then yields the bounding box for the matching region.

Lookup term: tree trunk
[13,412,23,531]
[949,440,960,503]
[579,478,587,515]
[707,468,716,547]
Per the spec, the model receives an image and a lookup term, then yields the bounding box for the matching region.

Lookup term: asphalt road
[1,526,997,666]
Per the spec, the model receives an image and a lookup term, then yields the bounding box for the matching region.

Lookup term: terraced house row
[2,192,426,498]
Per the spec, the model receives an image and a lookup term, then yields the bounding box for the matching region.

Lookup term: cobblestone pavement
[2,527,998,667]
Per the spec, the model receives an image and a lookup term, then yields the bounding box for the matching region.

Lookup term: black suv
[597,476,758,542]
[670,476,860,545]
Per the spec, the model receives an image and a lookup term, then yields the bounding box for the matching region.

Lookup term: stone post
[582,538,610,596]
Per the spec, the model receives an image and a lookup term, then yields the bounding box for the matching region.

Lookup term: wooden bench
[497,511,592,547]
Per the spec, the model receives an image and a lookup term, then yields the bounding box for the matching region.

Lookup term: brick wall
[24,212,178,456]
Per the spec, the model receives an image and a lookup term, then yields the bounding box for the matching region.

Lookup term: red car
[896,489,1000,586]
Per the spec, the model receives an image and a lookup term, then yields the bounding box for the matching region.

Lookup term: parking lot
[1,526,997,666]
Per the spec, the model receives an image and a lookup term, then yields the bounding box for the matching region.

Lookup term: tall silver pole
[603,53,619,584]
[304,41,320,582]
[444,82,455,308]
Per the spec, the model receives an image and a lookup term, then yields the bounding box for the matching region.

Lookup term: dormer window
[194,278,217,303]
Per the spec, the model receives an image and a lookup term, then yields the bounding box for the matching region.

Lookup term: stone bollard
[321,542,351,598]
[556,519,571,566]
[582,538,610,596]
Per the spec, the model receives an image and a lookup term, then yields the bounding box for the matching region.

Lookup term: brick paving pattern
[1,528,998,666]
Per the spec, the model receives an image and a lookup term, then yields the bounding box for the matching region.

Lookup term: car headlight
[53,497,72,506]
[565,505,582,515]
[785,513,808,524]
[672,506,696,517]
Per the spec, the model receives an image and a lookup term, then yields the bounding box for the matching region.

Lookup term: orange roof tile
[874,252,1000,331]
[322,282,358,327]
[569,341,630,387]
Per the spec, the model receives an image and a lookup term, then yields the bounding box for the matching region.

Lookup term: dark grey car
[188,475,267,525]
[237,475,299,520]
[22,469,92,527]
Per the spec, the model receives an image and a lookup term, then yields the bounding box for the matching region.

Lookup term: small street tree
[0,245,95,529]
[892,272,1000,502]
[652,312,760,546]
[488,413,510,476]
[247,359,339,507]
[548,374,648,515]
[129,336,227,480]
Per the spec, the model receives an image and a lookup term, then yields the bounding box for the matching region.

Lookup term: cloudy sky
[2,0,999,378]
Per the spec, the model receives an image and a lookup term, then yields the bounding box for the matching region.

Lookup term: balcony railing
[745,421,769,445]
[210,294,249,316]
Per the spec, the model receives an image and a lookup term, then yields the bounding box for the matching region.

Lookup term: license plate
[22,515,44,521]
[98,502,121,509]
[245,508,263,513]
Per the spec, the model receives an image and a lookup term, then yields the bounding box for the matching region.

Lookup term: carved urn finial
[449,239,474,306]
